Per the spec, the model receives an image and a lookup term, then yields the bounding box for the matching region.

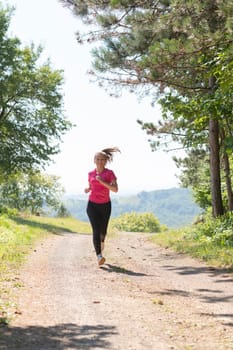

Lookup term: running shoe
[97,254,106,266]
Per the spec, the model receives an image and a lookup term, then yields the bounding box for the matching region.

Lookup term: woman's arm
[96,176,118,193]
[84,183,91,193]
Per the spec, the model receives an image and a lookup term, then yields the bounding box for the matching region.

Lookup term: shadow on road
[101,263,148,276]
[162,264,233,280]
[11,216,77,235]
[0,323,117,349]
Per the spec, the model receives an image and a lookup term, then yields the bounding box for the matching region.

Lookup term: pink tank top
[88,168,117,203]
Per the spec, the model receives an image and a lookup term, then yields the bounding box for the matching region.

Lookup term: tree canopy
[60,0,232,93]
[60,0,233,217]
[0,5,72,176]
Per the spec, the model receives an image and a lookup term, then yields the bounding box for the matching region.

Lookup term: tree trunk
[209,118,224,217]
[222,150,233,211]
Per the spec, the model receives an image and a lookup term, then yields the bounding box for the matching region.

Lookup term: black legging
[86,200,111,256]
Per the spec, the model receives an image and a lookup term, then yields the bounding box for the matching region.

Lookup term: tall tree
[150,84,233,213]
[0,5,72,176]
[60,0,233,216]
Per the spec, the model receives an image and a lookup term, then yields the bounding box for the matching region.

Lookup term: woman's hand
[96,176,118,193]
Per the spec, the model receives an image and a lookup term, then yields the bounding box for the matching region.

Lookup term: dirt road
[1,231,233,350]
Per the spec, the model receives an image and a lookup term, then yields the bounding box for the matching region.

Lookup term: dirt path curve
[1,231,233,350]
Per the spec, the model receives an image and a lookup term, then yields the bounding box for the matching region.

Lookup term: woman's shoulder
[104,168,116,177]
[88,169,96,175]
[104,168,114,173]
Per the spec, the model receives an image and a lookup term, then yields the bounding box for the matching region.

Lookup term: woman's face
[94,152,107,166]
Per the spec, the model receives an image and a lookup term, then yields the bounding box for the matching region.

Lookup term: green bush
[112,212,161,233]
[186,211,233,247]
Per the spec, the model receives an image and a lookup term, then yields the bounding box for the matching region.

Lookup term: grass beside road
[151,224,233,270]
[0,213,92,270]
[0,213,92,325]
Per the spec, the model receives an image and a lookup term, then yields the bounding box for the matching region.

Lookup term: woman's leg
[100,201,111,244]
[86,201,102,256]
[86,201,111,256]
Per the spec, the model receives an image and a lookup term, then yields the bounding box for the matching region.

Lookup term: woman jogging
[84,147,120,266]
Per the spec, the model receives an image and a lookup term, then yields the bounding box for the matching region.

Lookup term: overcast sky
[2,0,182,196]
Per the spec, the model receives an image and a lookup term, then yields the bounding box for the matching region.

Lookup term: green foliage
[188,212,233,248]
[56,203,71,217]
[112,212,162,233]
[0,171,64,214]
[61,0,233,93]
[173,150,212,210]
[0,6,72,175]
[152,212,233,268]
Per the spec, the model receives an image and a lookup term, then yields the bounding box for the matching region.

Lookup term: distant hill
[63,188,201,228]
